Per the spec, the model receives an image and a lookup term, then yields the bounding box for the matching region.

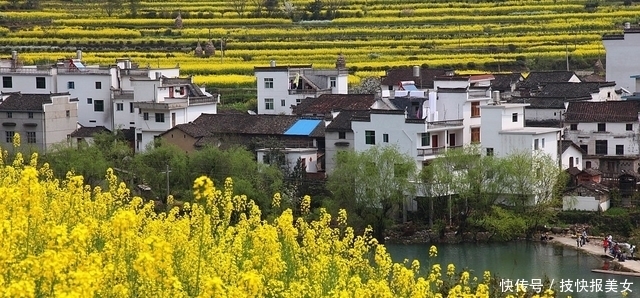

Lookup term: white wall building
[256,148,319,173]
[254,56,348,115]
[603,27,640,92]
[560,140,585,170]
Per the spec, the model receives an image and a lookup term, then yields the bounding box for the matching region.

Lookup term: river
[386,241,639,298]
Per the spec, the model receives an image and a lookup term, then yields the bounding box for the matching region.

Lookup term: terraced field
[0,0,638,102]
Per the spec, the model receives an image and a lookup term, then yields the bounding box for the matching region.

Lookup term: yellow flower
[429,245,438,257]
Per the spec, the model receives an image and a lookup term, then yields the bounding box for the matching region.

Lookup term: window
[155,113,165,122]
[365,130,375,145]
[6,112,12,119]
[570,124,578,131]
[616,145,624,155]
[87,98,93,104]
[627,124,633,131]
[383,133,389,143]
[36,77,45,89]
[607,92,611,98]
[94,100,104,112]
[421,133,430,146]
[471,127,480,143]
[2,76,12,88]
[264,98,274,110]
[143,112,149,120]
[486,148,494,156]
[576,157,579,165]
[67,81,75,89]
[541,138,545,148]
[66,110,70,117]
[280,99,286,107]
[534,139,539,150]
[595,140,608,155]
[580,145,588,153]
[512,112,518,122]
[130,102,134,113]
[28,112,33,119]
[95,82,102,89]
[264,78,274,89]
[296,99,301,105]
[338,132,346,139]
[471,102,480,117]
[586,161,592,169]
[597,123,606,132]
[5,131,14,143]
[116,103,124,111]
[330,77,337,88]
[26,132,36,144]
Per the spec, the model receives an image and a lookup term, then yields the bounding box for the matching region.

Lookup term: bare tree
[104,0,122,17]
[231,0,248,16]
[251,0,264,17]
[324,0,345,19]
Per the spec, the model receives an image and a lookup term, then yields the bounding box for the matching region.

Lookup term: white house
[563,100,640,178]
[256,147,318,173]
[603,24,640,92]
[254,55,348,115]
[131,76,219,152]
[560,140,586,170]
[480,102,561,160]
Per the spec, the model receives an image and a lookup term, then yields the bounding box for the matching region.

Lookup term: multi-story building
[254,55,348,115]
[0,92,78,152]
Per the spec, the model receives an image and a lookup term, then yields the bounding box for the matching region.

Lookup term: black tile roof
[380,68,451,89]
[561,140,586,154]
[69,126,111,138]
[292,94,375,115]
[564,101,640,123]
[192,113,300,135]
[326,110,371,132]
[510,97,569,109]
[535,82,615,99]
[491,73,523,92]
[389,97,424,119]
[566,166,582,176]
[517,71,579,89]
[0,93,58,111]
[565,181,609,194]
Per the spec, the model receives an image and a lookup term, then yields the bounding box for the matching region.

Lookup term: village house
[489,73,523,101]
[563,182,610,212]
[0,92,78,152]
[379,67,453,97]
[513,70,581,98]
[68,125,111,148]
[560,140,586,170]
[563,100,640,181]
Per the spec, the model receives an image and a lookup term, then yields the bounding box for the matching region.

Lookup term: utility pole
[565,44,569,71]
[161,164,171,203]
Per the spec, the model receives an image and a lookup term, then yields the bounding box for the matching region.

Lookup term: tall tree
[128,0,140,17]
[251,0,264,17]
[231,0,248,16]
[104,0,122,17]
[264,0,279,17]
[323,0,344,19]
[327,145,417,240]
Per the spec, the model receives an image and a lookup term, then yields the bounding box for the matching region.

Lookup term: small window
[116,103,124,111]
[280,99,286,107]
[155,113,165,122]
[87,98,93,104]
[5,131,14,143]
[94,100,104,112]
[95,82,102,89]
[421,133,430,146]
[627,124,633,131]
[36,77,46,89]
[534,139,539,150]
[586,161,592,169]
[264,98,274,110]
[338,132,346,139]
[6,112,12,119]
[541,138,545,148]
[486,148,494,156]
[512,112,518,122]
[330,77,337,88]
[130,102,134,113]
[67,81,75,89]
[26,131,36,144]
[570,124,578,131]
[616,145,624,155]
[580,145,588,153]
[296,98,301,104]
[264,78,274,89]
[597,123,606,132]
[383,133,389,143]
[2,76,12,88]
[595,140,607,155]
[607,92,611,98]
[365,130,375,145]
[471,127,480,143]
[143,112,149,120]
[66,110,70,117]
[28,112,33,119]
[471,102,480,117]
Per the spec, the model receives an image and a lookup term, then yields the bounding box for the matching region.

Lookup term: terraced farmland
[0,0,638,102]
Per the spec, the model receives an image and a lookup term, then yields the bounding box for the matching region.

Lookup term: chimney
[270,60,276,67]
[413,65,420,78]
[625,22,631,29]
[10,51,17,69]
[76,50,82,61]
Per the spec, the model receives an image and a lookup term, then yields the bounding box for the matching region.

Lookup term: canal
[387,241,639,298]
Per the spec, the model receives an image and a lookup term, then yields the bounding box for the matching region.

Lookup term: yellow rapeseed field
[0,133,558,297]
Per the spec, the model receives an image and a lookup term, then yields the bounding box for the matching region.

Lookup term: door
[431,135,438,148]
[449,133,456,147]
[171,112,176,128]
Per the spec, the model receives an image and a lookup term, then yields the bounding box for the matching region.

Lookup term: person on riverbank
[581,230,588,246]
[603,238,608,254]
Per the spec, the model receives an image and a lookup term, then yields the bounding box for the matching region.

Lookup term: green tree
[306,0,324,20]
[104,0,122,17]
[264,0,279,17]
[327,145,417,240]
[128,0,140,17]
[42,142,111,187]
[231,0,247,16]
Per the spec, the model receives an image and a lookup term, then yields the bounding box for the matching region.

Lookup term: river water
[386,241,639,298]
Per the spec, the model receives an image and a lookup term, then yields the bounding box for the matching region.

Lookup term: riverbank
[551,235,640,273]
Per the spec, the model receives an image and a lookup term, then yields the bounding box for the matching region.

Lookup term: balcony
[113,90,134,100]
[288,88,331,95]
[417,145,463,156]
[57,67,111,75]
[426,119,464,129]
[134,96,218,110]
[468,89,490,100]
[0,67,51,75]
[189,96,219,105]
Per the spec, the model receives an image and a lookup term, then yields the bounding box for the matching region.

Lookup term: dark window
[280,99,286,107]
[586,161,592,169]
[627,124,633,131]
[383,133,389,143]
[616,145,624,155]
[595,140,608,155]
[130,102,134,113]
[95,81,102,89]
[28,112,33,119]
[486,148,494,156]
[2,76,12,88]
[471,102,480,117]
[570,124,578,131]
[26,132,36,144]
[421,133,430,146]
[597,123,606,132]
[512,112,518,122]
[94,100,104,112]
[87,98,93,104]
[5,131,14,143]
[471,127,480,143]
[264,78,274,88]
[116,103,124,111]
[580,145,588,153]
[155,113,165,122]
[67,81,75,89]
[143,112,149,120]
[330,77,337,88]
[36,77,46,89]
[66,110,70,117]
[6,112,12,119]
[534,138,539,150]
[365,130,375,145]
[338,132,346,139]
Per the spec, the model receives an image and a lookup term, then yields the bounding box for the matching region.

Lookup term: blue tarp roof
[284,119,321,136]
[402,84,418,90]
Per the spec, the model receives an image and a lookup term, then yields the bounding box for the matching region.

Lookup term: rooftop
[491,73,523,92]
[380,68,451,89]
[561,140,586,154]
[517,71,578,89]
[565,101,640,122]
[0,92,72,111]
[499,127,562,135]
[69,126,111,138]
[293,94,375,115]
[325,110,371,132]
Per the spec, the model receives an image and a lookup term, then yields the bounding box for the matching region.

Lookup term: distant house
[578,168,602,184]
[380,67,453,92]
[0,92,78,152]
[560,140,586,170]
[490,73,523,101]
[514,71,581,97]
[68,125,111,148]
[292,94,380,117]
[324,110,370,174]
[563,182,610,211]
